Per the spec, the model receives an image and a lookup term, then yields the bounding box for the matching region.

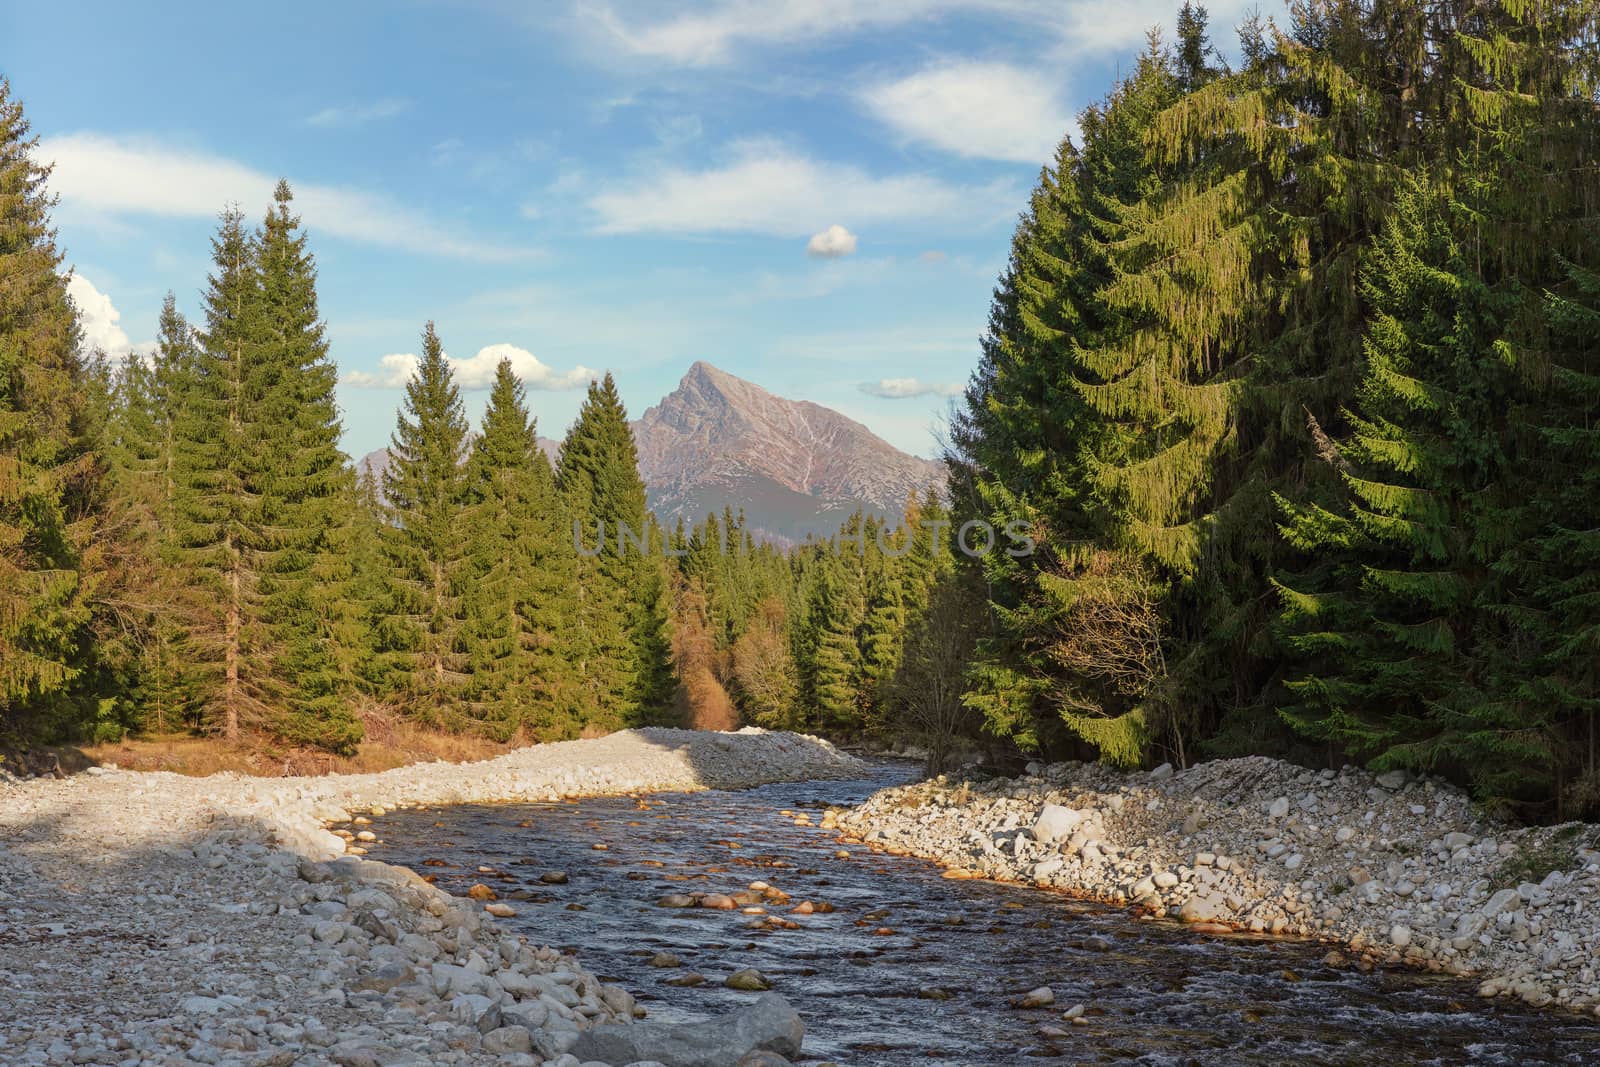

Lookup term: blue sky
[8,0,1255,459]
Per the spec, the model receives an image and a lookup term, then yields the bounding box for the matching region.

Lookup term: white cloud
[583,0,1061,66]
[805,224,857,258]
[40,134,531,263]
[863,60,1075,163]
[589,140,1014,236]
[306,97,410,127]
[344,343,598,391]
[64,273,153,361]
[860,377,964,399]
[578,1,1259,69]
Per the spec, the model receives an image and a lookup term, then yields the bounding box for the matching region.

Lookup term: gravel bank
[832,756,1600,1017]
[0,728,862,1066]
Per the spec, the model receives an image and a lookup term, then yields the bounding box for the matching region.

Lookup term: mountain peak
[634,363,942,542]
[673,360,765,407]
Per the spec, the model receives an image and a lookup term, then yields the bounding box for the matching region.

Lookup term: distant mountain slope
[359,361,944,542]
[633,361,943,540]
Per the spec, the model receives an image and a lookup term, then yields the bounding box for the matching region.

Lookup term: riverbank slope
[833,756,1600,1016]
[0,727,862,1066]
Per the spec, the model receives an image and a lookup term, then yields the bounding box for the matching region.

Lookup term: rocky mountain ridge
[360,361,944,542]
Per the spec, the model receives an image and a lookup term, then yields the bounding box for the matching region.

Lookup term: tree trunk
[224,526,240,743]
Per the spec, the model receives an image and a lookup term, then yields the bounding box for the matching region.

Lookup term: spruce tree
[0,79,103,738]
[557,372,671,729]
[382,321,473,722]
[252,180,360,752]
[1274,181,1512,776]
[463,358,581,738]
[173,205,262,741]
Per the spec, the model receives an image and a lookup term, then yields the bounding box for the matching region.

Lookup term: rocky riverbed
[0,728,861,1066]
[833,755,1600,1017]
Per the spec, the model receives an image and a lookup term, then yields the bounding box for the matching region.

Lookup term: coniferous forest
[7,0,1600,823]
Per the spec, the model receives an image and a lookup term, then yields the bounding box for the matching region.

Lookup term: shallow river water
[367,764,1600,1066]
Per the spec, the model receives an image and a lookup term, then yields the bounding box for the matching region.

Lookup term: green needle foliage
[382,322,473,723]
[952,0,1600,818]
[0,81,104,740]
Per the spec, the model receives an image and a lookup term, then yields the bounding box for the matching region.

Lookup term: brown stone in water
[540,871,569,885]
[664,972,706,987]
[468,884,497,901]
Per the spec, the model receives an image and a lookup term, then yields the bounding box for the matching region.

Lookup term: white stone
[1484,888,1523,918]
[1032,804,1086,845]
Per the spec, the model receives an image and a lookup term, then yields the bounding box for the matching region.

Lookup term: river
[365,763,1600,1065]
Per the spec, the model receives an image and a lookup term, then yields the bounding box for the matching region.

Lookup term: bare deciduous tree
[891,575,984,775]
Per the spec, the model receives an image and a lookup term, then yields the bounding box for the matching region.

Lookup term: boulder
[1032,804,1086,845]
[1376,769,1407,790]
[431,962,500,999]
[482,1026,534,1054]
[1017,986,1054,1008]
[1179,893,1225,923]
[726,968,772,991]
[569,992,803,1067]
[1483,887,1522,917]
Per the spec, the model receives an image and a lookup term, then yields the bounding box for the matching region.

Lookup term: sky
[7,0,1256,460]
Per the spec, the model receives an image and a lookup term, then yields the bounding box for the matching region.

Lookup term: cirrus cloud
[584,0,1067,66]
[306,97,411,127]
[589,139,1015,236]
[344,343,598,391]
[860,377,964,399]
[40,133,532,263]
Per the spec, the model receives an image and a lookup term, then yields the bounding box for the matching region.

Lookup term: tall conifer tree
[252,180,360,752]
[383,322,472,721]
[0,80,104,738]
[557,373,671,728]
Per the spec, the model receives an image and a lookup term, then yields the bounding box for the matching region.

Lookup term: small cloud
[307,98,410,128]
[860,377,964,399]
[806,224,858,258]
[919,249,946,263]
[344,343,597,391]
